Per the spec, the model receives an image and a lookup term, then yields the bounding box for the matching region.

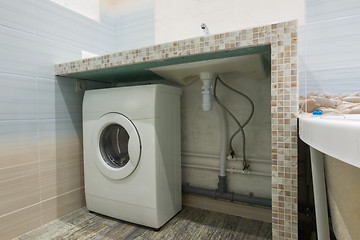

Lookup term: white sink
[148,54,268,85]
[299,115,360,168]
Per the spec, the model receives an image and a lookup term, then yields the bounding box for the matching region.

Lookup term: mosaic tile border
[55,20,298,240]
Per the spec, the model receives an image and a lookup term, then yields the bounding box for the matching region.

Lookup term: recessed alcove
[56,20,298,239]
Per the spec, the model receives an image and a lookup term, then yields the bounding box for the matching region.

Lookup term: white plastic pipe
[181,163,271,177]
[200,72,215,112]
[214,99,227,177]
[310,147,330,240]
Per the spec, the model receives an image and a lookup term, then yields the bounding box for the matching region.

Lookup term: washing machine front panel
[92,112,141,180]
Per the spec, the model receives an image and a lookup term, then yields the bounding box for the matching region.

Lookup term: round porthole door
[92,112,141,180]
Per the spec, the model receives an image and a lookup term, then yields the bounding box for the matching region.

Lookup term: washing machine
[83,84,182,229]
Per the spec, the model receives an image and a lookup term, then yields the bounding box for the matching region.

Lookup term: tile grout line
[0,151,83,171]
[0,187,84,219]
[0,23,86,53]
[303,64,360,72]
[33,0,44,226]
[0,161,40,171]
[0,117,82,123]
[40,187,85,203]
[305,13,360,26]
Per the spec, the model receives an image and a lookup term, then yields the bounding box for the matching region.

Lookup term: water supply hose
[213,75,255,170]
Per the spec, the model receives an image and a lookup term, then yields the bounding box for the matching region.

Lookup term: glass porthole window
[99,124,130,168]
[93,113,141,180]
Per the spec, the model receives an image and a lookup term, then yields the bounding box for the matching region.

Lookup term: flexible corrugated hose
[213,75,254,170]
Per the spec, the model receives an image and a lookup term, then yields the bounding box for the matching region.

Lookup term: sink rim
[299,114,360,168]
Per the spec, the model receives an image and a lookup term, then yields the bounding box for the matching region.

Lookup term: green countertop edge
[58,44,271,84]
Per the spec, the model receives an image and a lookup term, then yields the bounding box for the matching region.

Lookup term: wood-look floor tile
[18,206,272,240]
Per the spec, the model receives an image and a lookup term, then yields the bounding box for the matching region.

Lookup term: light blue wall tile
[37,78,83,120]
[307,0,360,23]
[0,120,38,168]
[298,69,307,97]
[0,0,116,232]
[304,15,360,70]
[38,118,82,142]
[38,118,82,161]
[0,73,37,120]
[36,37,82,79]
[34,0,101,53]
[99,24,116,54]
[298,25,307,97]
[98,6,116,54]
[0,0,34,33]
[303,66,360,95]
[303,0,360,96]
[0,26,36,76]
[114,1,155,51]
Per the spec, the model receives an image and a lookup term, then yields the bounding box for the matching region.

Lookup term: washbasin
[299,114,360,168]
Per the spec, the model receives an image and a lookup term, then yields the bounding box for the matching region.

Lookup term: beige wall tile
[0,163,40,216]
[0,121,38,169]
[38,138,83,162]
[41,188,85,224]
[40,153,84,201]
[0,204,41,240]
[0,143,38,169]
[38,119,82,162]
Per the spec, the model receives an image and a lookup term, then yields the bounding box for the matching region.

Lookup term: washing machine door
[92,112,141,180]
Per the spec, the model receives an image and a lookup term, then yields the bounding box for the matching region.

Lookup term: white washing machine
[83,84,182,229]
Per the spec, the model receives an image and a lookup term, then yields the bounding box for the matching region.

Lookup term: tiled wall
[113,0,155,51]
[0,1,111,239]
[300,0,360,96]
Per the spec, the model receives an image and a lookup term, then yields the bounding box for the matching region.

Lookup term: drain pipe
[183,184,271,207]
[214,99,228,193]
[195,72,272,207]
[201,72,228,192]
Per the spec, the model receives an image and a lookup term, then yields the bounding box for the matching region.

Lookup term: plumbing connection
[199,72,255,193]
[186,72,268,207]
[213,75,255,171]
[200,72,215,112]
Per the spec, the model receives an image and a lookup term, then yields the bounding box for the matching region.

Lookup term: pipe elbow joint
[200,72,216,112]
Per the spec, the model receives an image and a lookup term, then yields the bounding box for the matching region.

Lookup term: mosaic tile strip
[55,20,298,240]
